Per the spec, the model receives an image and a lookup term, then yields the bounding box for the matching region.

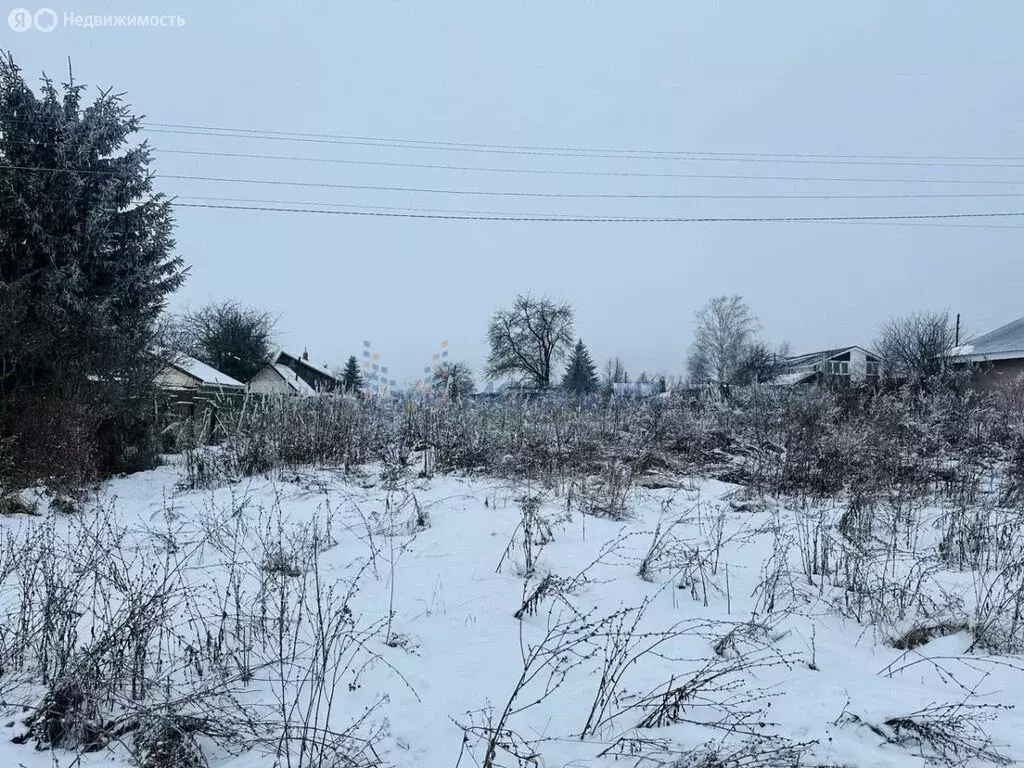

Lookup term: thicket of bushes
[173,375,1024,505]
[0,385,164,496]
[9,370,1024,518]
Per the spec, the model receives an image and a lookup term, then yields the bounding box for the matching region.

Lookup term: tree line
[160,290,957,402]
[479,290,958,393]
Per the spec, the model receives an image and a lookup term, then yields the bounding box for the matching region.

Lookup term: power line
[5,159,1023,223]
[7,164,1024,220]
[8,163,1024,197]
[152,149,1024,197]
[836,220,1024,231]
[173,195,555,217]
[169,195,1024,225]
[144,121,1024,168]
[12,116,1021,166]
[171,203,1024,224]
[143,162,1024,187]
[12,129,1023,183]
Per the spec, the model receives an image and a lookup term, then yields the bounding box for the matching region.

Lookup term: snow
[173,354,246,388]
[948,344,975,358]
[769,370,817,386]
[272,363,317,395]
[1,462,1022,768]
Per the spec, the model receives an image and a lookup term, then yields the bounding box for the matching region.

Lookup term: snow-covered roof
[272,363,317,395]
[949,316,1024,362]
[169,355,245,389]
[783,346,879,368]
[768,370,818,386]
[273,350,340,382]
[768,345,881,386]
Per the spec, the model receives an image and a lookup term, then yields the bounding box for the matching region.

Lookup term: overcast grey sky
[5,1,1023,385]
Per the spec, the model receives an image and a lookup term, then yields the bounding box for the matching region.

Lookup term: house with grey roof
[948,316,1024,389]
[774,346,882,386]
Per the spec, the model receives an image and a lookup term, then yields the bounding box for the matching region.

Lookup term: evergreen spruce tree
[0,54,185,477]
[562,339,599,394]
[1,55,184,395]
[341,356,363,393]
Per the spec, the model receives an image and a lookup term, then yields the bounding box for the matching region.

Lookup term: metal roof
[950,316,1024,361]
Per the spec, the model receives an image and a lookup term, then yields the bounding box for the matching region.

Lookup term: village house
[248,362,317,396]
[948,315,1024,390]
[775,346,882,386]
[273,349,340,392]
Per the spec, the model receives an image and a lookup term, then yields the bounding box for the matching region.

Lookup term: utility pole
[955,313,961,346]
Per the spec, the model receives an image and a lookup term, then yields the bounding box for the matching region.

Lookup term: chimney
[302,348,309,361]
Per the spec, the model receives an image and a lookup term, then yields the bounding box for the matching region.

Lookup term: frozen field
[0,456,1021,768]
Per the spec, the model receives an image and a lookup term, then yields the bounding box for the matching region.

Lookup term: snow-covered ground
[1,458,1021,768]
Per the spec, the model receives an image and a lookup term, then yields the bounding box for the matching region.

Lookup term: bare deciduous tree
[603,357,627,385]
[733,341,791,386]
[170,300,278,383]
[433,361,476,400]
[687,296,761,384]
[486,295,574,388]
[876,310,955,381]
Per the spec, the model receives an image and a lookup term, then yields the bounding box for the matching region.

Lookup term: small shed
[154,354,245,444]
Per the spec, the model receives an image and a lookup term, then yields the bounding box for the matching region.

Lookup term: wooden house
[273,349,340,392]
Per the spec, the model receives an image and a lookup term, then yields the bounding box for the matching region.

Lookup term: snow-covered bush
[0,491,384,767]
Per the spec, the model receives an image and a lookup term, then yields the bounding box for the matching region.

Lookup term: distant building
[154,354,245,443]
[948,316,1024,390]
[154,354,246,395]
[774,346,882,386]
[469,381,503,399]
[273,349,340,392]
[611,381,660,397]
[248,363,317,396]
